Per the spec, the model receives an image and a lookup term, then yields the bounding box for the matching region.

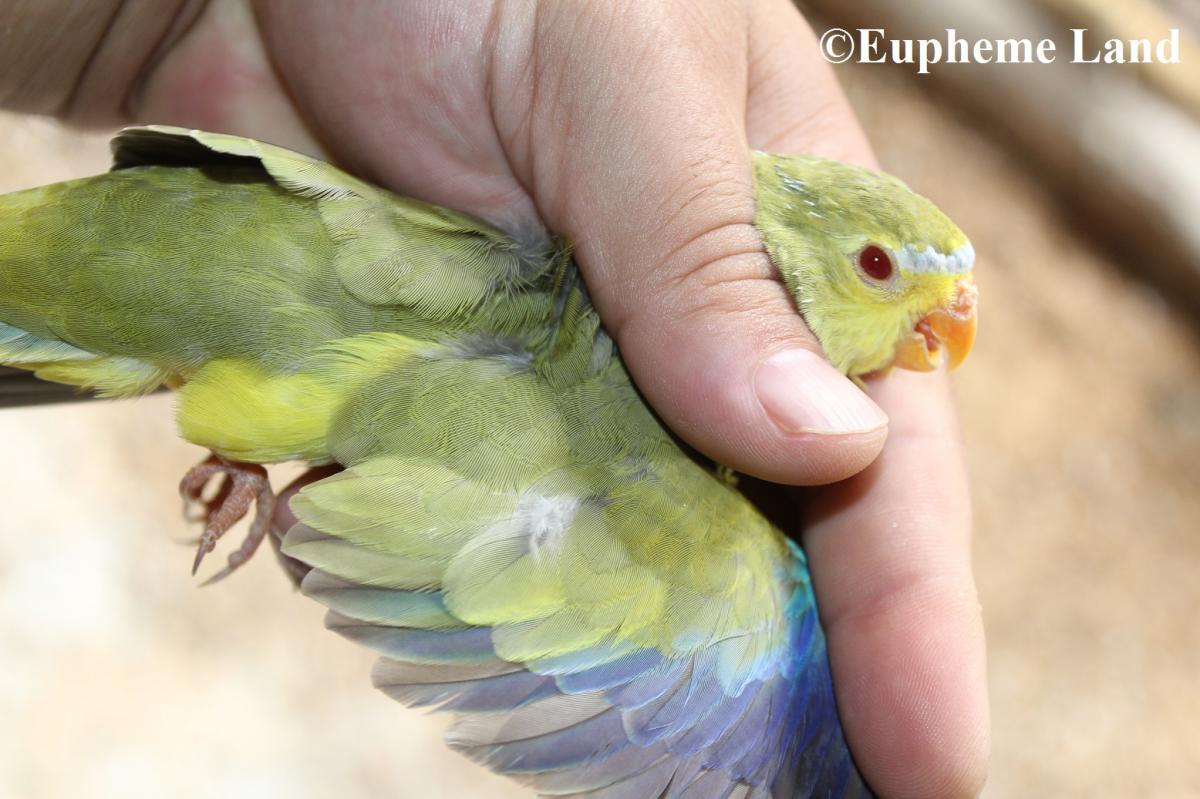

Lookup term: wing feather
[112,125,559,322]
[281,342,873,797]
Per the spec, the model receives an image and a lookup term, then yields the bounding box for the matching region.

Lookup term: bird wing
[281,336,871,798]
[112,126,551,323]
[0,126,557,401]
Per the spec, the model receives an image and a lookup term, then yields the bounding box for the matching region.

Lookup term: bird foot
[180,454,276,584]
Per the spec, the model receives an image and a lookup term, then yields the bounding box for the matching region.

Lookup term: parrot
[0,126,976,798]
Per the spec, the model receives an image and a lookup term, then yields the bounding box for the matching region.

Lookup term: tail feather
[0,321,93,364]
[0,321,166,398]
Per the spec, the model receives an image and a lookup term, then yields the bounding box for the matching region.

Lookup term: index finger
[806,372,989,798]
[744,3,990,796]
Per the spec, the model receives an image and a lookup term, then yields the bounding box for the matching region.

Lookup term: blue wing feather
[288,536,875,798]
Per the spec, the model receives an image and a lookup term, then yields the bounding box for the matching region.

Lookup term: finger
[806,371,989,799]
[249,0,541,223]
[504,1,887,486]
[133,0,324,155]
[744,0,876,167]
[744,7,990,795]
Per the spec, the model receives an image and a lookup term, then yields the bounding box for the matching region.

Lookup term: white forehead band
[894,242,975,274]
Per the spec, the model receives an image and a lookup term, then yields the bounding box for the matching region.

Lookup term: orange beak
[894,280,978,372]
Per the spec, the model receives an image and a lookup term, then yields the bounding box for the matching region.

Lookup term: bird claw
[180,454,275,583]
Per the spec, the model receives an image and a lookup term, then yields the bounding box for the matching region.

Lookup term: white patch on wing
[895,241,975,274]
[514,491,582,555]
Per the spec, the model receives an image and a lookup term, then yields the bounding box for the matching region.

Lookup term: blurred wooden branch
[802,0,1200,314]
[1152,0,1200,38]
[1041,0,1200,120]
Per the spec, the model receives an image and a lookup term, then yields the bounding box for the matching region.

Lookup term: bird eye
[858,245,893,281]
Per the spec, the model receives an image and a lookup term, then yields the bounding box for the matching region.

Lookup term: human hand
[2,1,988,794]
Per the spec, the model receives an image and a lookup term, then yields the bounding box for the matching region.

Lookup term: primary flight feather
[0,126,976,798]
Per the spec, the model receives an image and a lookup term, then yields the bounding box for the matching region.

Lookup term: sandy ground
[0,57,1198,798]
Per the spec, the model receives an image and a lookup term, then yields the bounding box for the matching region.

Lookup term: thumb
[508,3,887,485]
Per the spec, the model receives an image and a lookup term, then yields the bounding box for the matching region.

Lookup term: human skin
[0,1,989,796]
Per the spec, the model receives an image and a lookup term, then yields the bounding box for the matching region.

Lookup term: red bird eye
[859,245,893,281]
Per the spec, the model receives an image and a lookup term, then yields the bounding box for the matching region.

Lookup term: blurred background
[1,0,1198,796]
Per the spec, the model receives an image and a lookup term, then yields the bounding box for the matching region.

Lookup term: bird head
[752,152,977,378]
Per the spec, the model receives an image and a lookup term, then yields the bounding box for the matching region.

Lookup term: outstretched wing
[280,330,873,798]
